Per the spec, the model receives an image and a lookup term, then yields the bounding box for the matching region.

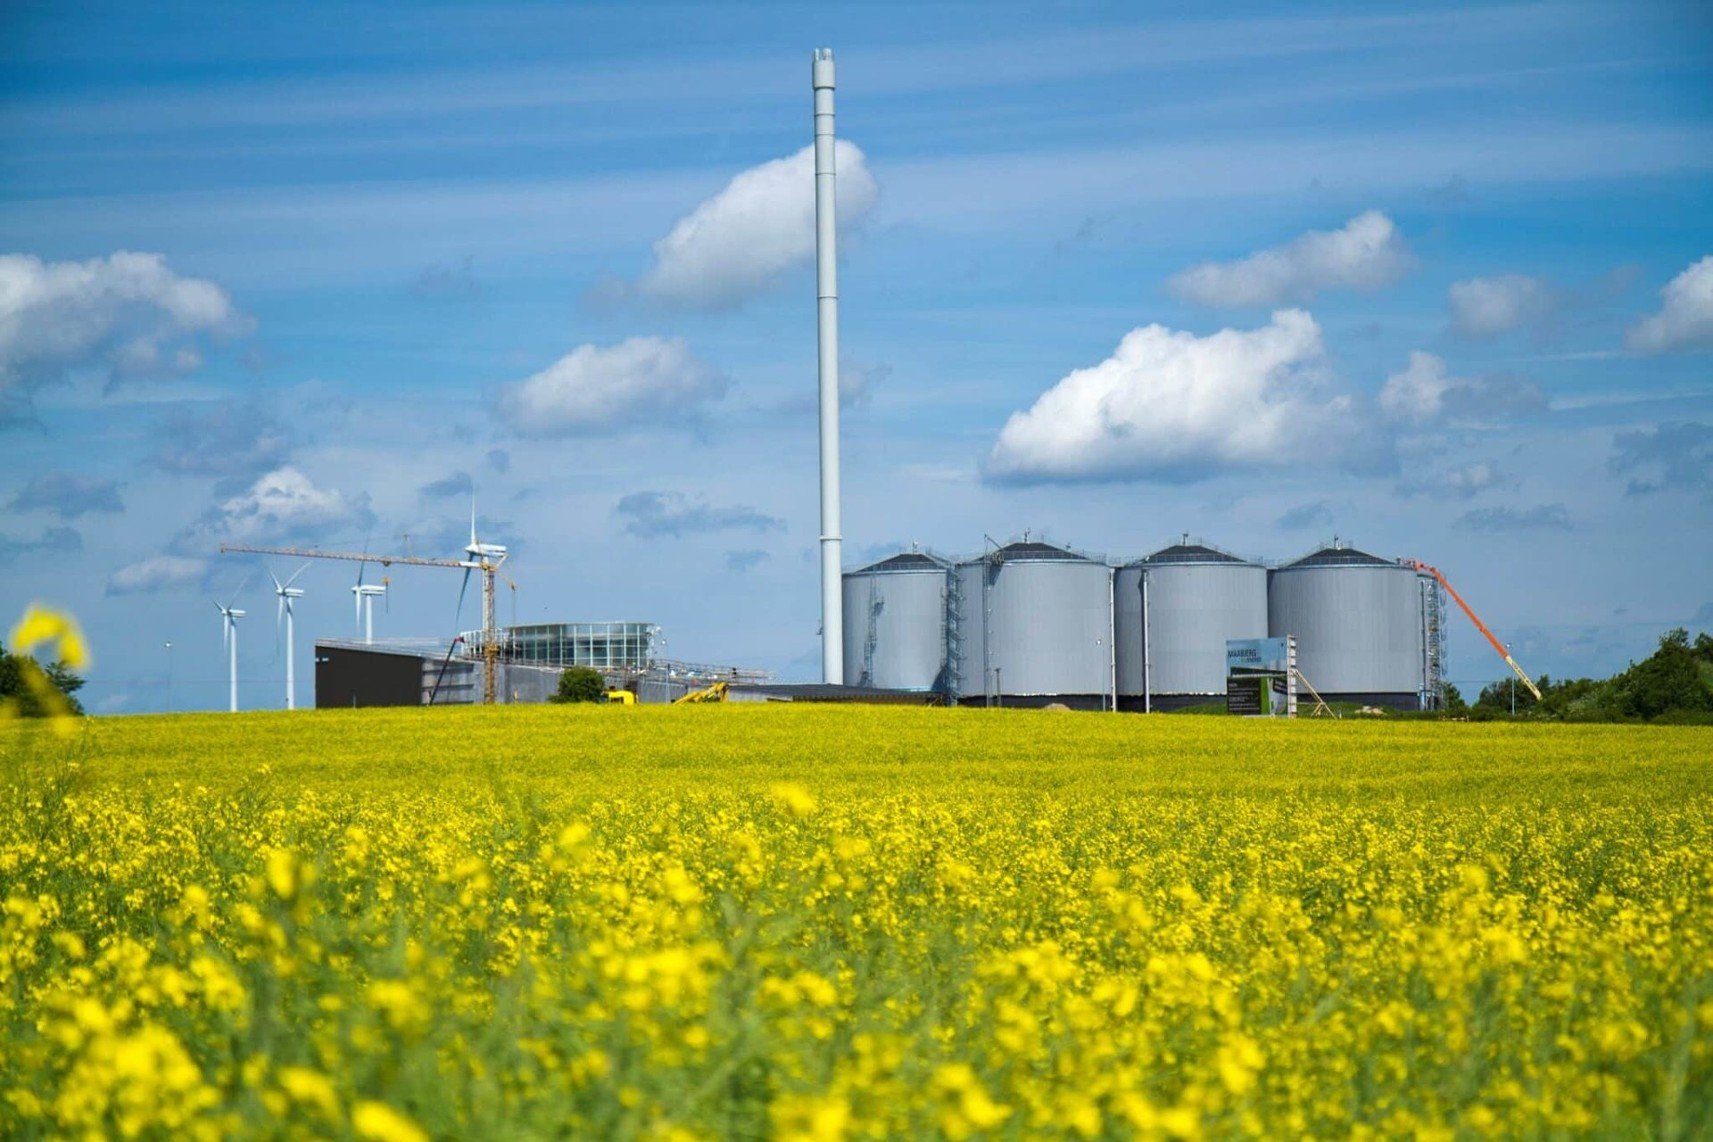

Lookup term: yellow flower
[352,1101,429,1142]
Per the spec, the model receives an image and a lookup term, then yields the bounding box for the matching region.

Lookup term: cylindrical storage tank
[841,552,950,691]
[952,541,1114,708]
[1268,543,1426,708]
[1115,542,1268,710]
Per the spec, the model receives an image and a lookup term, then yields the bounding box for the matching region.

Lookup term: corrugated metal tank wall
[952,543,1112,702]
[840,554,950,691]
[1268,545,1425,702]
[1114,545,1269,701]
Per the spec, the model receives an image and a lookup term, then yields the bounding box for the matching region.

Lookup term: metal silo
[1268,541,1427,709]
[1115,539,1268,711]
[952,541,1115,708]
[841,552,951,692]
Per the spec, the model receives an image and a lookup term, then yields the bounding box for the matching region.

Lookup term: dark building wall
[315,645,423,708]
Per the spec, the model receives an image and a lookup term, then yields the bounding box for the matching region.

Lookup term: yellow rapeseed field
[2,704,1711,1139]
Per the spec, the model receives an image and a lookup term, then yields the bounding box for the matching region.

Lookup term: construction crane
[1409,561,1542,703]
[220,520,509,704]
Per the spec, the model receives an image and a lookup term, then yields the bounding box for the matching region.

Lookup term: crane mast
[1409,561,1542,703]
[219,542,508,705]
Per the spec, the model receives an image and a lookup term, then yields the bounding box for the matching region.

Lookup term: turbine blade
[285,561,311,589]
[269,570,284,593]
[453,566,472,631]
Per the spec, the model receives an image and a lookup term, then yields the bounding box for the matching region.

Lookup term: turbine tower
[812,46,844,684]
[215,599,245,713]
[461,505,509,705]
[352,561,387,644]
[271,564,309,710]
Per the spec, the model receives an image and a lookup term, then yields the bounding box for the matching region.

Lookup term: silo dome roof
[989,540,1096,563]
[1138,542,1252,566]
[853,551,949,573]
[1283,544,1396,569]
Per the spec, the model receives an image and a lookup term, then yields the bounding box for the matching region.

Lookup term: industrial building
[313,620,772,708]
[842,537,1448,712]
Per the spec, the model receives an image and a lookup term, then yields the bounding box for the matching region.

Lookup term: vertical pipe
[1141,569,1152,714]
[813,47,843,685]
[285,607,295,711]
[1110,569,1118,711]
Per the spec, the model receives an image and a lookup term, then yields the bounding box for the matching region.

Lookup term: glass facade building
[493,622,658,671]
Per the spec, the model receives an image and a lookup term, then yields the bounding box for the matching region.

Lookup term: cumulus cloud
[148,401,293,492]
[8,472,124,518]
[0,251,242,423]
[1168,211,1412,308]
[495,336,727,437]
[1447,274,1555,337]
[419,471,473,500]
[1454,504,1573,532]
[725,549,771,573]
[1379,352,1545,425]
[174,467,374,552]
[106,554,207,595]
[1626,256,1713,353]
[615,491,782,539]
[1276,501,1334,531]
[629,141,878,309]
[0,526,82,565]
[987,310,1360,483]
[411,255,480,301]
[1609,422,1713,495]
[1399,460,1507,500]
[485,448,510,474]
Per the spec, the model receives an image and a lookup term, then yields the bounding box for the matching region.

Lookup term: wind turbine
[351,558,387,645]
[215,597,246,713]
[454,500,509,704]
[271,563,310,710]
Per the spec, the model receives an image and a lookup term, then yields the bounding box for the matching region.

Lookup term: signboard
[1226,636,1297,717]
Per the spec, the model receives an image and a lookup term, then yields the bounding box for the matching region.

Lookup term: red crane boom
[1409,561,1542,702]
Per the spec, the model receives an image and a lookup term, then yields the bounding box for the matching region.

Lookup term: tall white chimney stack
[812,47,844,685]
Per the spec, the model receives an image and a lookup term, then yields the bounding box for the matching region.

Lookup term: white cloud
[0,251,242,420]
[631,141,878,309]
[1168,211,1412,308]
[1626,256,1713,353]
[1398,460,1506,499]
[987,309,1358,483]
[106,554,207,595]
[1379,352,1544,425]
[614,491,782,539]
[495,336,726,437]
[1447,274,1554,336]
[176,466,374,552]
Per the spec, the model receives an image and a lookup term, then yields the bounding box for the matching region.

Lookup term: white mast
[216,602,245,713]
[813,47,844,685]
[272,564,307,710]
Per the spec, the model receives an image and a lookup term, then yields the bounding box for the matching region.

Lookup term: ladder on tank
[942,569,964,704]
[862,588,882,689]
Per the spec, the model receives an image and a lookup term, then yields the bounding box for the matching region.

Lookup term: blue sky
[2,1,1710,712]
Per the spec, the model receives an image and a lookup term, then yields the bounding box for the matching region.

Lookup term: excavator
[1410,561,1543,702]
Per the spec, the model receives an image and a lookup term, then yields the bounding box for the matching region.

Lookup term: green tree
[1612,629,1713,720]
[0,640,86,717]
[1441,683,1468,716]
[550,666,606,704]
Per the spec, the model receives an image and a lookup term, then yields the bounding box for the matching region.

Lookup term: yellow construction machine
[672,680,729,704]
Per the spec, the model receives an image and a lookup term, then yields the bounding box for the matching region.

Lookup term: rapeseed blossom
[1,703,1710,1136]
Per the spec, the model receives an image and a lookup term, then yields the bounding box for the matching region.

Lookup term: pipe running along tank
[1115,540,1268,711]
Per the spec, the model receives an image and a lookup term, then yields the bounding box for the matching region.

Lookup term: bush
[550,666,606,704]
